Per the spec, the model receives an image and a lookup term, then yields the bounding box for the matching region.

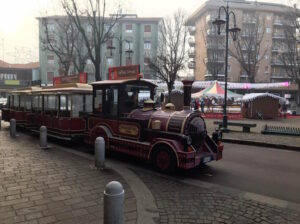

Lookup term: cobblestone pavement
[205,117,300,148]
[134,171,300,224]
[0,125,136,224]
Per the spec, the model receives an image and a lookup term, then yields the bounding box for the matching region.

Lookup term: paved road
[182,143,300,204]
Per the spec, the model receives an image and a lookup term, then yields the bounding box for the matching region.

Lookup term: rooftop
[0,60,39,70]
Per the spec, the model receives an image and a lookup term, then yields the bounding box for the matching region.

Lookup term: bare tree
[229,15,266,83]
[202,25,225,81]
[149,9,188,102]
[62,0,121,81]
[279,6,300,104]
[41,17,76,76]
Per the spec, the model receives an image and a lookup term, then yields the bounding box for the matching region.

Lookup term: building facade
[38,15,162,85]
[186,0,297,83]
[0,60,40,97]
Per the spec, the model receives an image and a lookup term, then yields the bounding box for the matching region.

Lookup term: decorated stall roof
[241,93,286,103]
[34,83,92,94]
[144,79,291,90]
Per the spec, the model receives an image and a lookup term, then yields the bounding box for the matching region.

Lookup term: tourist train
[1,78,223,173]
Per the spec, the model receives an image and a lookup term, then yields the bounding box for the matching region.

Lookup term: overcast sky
[0,0,293,63]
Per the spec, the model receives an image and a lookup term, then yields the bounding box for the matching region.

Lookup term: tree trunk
[95,63,101,81]
[167,85,172,103]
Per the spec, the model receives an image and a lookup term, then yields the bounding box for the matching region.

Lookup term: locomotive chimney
[182,80,194,109]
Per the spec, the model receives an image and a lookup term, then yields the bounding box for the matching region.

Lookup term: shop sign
[53,73,87,85]
[5,80,20,85]
[108,65,140,80]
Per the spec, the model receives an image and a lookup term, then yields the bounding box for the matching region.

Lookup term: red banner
[53,73,87,85]
[108,65,140,80]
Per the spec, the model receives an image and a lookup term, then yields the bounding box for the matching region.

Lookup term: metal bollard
[10,119,16,138]
[104,181,124,224]
[40,126,48,149]
[0,116,2,130]
[95,137,105,169]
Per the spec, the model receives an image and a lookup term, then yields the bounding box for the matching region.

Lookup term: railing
[272,33,285,39]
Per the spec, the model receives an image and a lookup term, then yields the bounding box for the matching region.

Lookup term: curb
[222,138,300,151]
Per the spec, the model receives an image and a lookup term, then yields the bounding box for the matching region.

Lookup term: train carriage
[86,79,223,173]
[1,87,41,125]
[28,83,93,140]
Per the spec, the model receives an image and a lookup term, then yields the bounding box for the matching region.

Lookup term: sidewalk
[205,117,300,149]
[1,121,300,224]
[0,123,137,224]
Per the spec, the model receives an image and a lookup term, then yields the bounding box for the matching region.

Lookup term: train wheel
[152,147,176,174]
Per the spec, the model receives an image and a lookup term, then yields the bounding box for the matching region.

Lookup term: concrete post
[40,126,48,149]
[95,137,105,169]
[10,119,16,138]
[104,181,124,224]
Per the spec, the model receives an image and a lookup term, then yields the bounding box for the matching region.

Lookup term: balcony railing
[272,33,285,39]
[242,18,256,24]
[188,37,195,46]
[271,59,284,66]
[188,61,195,69]
[188,49,195,58]
[189,27,196,36]
[205,58,225,63]
[207,44,225,50]
[273,20,284,26]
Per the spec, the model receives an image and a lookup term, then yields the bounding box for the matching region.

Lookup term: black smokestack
[182,80,194,108]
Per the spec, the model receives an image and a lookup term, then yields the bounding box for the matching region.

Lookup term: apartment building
[38,15,162,85]
[186,0,297,83]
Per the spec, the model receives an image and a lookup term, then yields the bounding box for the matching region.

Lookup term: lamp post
[107,34,134,66]
[212,3,240,130]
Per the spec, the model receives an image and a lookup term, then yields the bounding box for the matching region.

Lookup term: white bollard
[95,137,105,169]
[10,119,16,138]
[104,181,124,224]
[40,126,48,149]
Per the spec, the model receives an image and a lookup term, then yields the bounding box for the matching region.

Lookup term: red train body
[1,79,223,172]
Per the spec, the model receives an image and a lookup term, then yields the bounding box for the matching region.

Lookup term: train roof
[33,83,92,94]
[91,79,157,87]
[10,86,42,95]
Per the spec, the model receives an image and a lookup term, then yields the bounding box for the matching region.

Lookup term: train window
[25,96,31,110]
[32,95,40,111]
[104,88,118,116]
[85,94,93,113]
[71,95,83,117]
[45,95,57,112]
[13,95,19,109]
[20,95,26,110]
[60,95,67,111]
[94,90,103,113]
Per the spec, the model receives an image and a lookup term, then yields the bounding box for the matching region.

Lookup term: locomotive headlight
[186,136,192,145]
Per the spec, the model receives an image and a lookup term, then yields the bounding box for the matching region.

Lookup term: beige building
[186,0,297,83]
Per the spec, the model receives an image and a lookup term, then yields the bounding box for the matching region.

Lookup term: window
[107,58,113,66]
[86,59,92,65]
[144,41,151,50]
[106,39,113,48]
[265,54,269,60]
[144,25,151,33]
[85,94,93,113]
[227,65,231,72]
[60,95,67,111]
[47,55,54,64]
[265,66,269,73]
[144,57,150,66]
[47,23,55,32]
[45,95,57,110]
[47,72,54,83]
[266,27,271,33]
[126,24,133,33]
[71,95,84,117]
[104,87,118,116]
[125,41,133,50]
[13,95,19,109]
[87,25,92,33]
[266,14,272,20]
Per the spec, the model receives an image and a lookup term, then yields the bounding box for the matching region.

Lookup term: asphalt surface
[182,143,300,204]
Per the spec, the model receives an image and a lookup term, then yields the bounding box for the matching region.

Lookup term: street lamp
[107,34,134,66]
[212,3,240,131]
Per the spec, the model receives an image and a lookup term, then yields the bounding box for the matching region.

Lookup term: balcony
[271,73,286,78]
[272,33,285,39]
[271,59,284,66]
[273,20,284,26]
[188,49,195,58]
[189,27,196,36]
[242,18,256,24]
[188,37,195,47]
[207,44,225,50]
[204,58,225,64]
[188,61,195,69]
